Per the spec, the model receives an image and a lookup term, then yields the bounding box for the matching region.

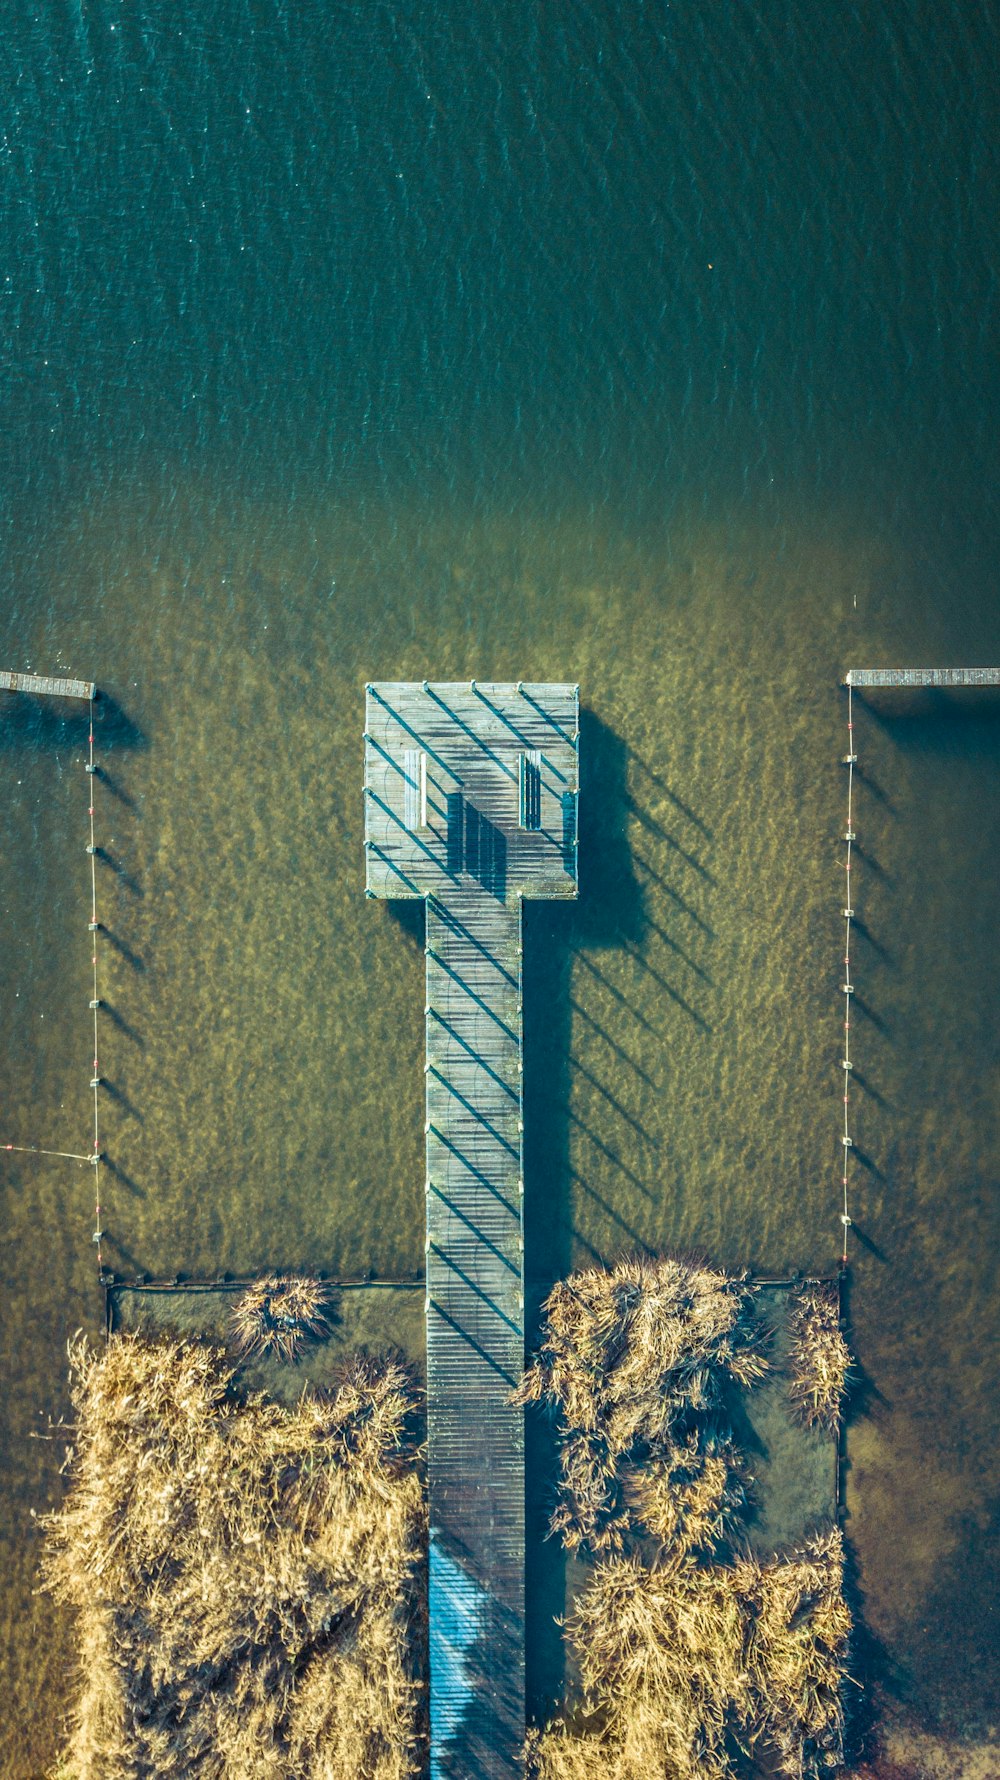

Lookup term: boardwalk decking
[425,894,525,1777]
[364,681,579,1780]
[0,669,96,701]
[845,667,1000,688]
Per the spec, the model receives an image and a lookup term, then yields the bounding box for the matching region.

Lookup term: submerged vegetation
[787,1283,852,1433]
[42,1333,426,1780]
[229,1272,336,1362]
[522,1256,853,1779]
[513,1255,767,1555]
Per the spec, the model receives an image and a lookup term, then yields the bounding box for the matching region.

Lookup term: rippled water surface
[1,2,999,1772]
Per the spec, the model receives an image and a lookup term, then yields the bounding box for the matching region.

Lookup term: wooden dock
[365,681,579,1780]
[1,669,96,701]
[845,667,1000,688]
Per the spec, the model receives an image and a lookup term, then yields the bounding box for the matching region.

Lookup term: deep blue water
[4,1,997,529]
[2,3,999,1773]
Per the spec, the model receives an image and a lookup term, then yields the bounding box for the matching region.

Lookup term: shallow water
[1,1,999,1772]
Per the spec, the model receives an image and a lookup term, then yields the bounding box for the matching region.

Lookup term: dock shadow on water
[523,708,642,1725]
[855,685,1000,755]
[0,688,145,753]
[384,896,427,950]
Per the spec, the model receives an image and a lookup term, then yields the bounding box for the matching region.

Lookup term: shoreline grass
[228,1273,337,1363]
[787,1282,852,1433]
[514,1255,768,1557]
[522,1257,853,1778]
[529,1528,851,1780]
[41,1332,427,1780]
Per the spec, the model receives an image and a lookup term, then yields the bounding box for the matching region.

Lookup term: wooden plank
[365,683,580,1780]
[0,669,96,701]
[845,667,1000,688]
[425,892,525,1780]
[364,682,580,907]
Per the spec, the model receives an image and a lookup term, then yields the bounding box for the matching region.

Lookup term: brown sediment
[513,1255,767,1554]
[529,1528,851,1780]
[228,1272,337,1362]
[40,1332,427,1780]
[787,1281,852,1432]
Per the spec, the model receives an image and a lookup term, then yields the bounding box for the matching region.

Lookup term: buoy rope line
[3,698,107,1277]
[2,1144,93,1163]
[87,698,106,1275]
[840,684,856,1267]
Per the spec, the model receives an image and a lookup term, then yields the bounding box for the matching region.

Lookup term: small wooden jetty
[365,681,579,1780]
[1,669,96,701]
[845,667,1000,688]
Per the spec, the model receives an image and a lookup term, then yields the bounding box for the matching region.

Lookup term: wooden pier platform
[845,667,1000,688]
[364,681,579,1780]
[1,669,96,701]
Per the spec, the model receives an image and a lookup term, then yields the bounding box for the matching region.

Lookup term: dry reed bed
[522,1257,853,1778]
[787,1283,852,1433]
[42,1333,426,1780]
[229,1274,336,1363]
[514,1255,768,1555]
[529,1529,851,1780]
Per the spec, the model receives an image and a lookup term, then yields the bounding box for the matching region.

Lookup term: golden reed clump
[787,1283,852,1432]
[229,1273,336,1362]
[529,1528,851,1780]
[41,1333,426,1780]
[514,1255,767,1554]
[520,1256,853,1779]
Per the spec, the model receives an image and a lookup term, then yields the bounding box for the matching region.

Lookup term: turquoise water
[1,3,999,1773]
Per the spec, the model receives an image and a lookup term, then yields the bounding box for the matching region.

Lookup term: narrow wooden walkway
[0,669,96,701]
[845,667,1000,687]
[364,681,579,1780]
[425,892,525,1778]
